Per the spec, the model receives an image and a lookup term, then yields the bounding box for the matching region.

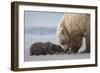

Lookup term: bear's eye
[60,41,65,45]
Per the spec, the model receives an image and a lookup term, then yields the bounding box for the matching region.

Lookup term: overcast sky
[24,11,64,28]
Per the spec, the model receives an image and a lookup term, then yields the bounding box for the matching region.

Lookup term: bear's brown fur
[57,13,90,53]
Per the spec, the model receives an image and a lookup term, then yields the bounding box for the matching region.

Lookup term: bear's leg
[72,37,82,53]
[86,35,90,53]
[72,48,79,53]
[70,32,82,54]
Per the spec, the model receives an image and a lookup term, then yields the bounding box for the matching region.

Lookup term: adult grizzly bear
[57,13,90,54]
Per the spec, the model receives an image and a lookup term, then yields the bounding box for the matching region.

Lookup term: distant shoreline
[25,26,57,35]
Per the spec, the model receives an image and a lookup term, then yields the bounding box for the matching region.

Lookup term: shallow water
[25,52,90,62]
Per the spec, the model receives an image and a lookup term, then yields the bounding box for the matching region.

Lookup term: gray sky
[24,11,64,28]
